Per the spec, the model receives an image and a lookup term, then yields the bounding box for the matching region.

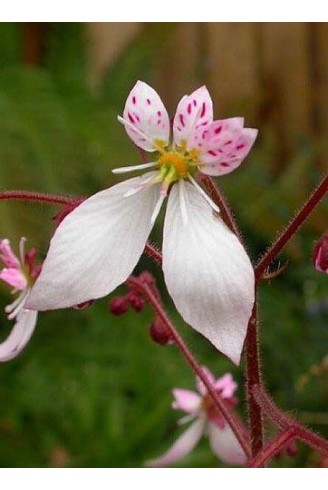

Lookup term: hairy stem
[245,302,264,457]
[255,173,328,281]
[253,385,328,457]
[248,428,297,468]
[0,190,83,206]
[128,276,251,459]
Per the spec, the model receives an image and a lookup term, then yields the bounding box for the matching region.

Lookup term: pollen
[158,152,188,178]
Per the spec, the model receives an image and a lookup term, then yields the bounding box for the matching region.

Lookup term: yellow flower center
[158,152,188,179]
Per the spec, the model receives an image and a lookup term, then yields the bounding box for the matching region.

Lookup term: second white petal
[162,182,255,365]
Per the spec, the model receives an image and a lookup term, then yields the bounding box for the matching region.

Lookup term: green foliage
[0,23,326,468]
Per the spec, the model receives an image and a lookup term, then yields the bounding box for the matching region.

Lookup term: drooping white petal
[163,182,255,365]
[0,308,38,362]
[208,422,246,466]
[27,173,160,311]
[173,86,213,147]
[121,80,170,152]
[146,418,205,467]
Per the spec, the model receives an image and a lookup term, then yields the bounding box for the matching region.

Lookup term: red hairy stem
[128,276,251,460]
[253,385,328,457]
[0,189,83,206]
[245,302,264,457]
[255,173,328,281]
[247,428,297,468]
[197,174,243,241]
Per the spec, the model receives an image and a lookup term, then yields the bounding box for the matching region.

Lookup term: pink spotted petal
[146,418,205,467]
[214,373,237,399]
[120,80,170,152]
[172,389,201,414]
[0,268,27,290]
[189,117,244,154]
[0,308,38,362]
[208,422,246,466]
[0,239,20,269]
[173,86,213,147]
[199,127,258,176]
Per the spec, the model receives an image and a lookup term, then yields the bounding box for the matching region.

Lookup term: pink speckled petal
[172,389,201,413]
[120,80,170,152]
[173,86,213,147]
[199,127,258,176]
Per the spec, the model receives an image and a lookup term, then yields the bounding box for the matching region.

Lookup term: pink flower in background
[0,238,40,361]
[27,81,257,364]
[313,233,328,274]
[147,368,246,467]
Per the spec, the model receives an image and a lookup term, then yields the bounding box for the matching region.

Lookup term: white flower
[146,368,246,467]
[0,238,39,361]
[27,81,257,364]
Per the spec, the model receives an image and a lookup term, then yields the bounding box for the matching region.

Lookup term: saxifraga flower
[27,81,257,364]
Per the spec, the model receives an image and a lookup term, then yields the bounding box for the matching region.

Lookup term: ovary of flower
[0,238,39,361]
[146,368,246,467]
[27,81,257,365]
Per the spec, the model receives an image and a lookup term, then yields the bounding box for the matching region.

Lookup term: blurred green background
[0,22,327,468]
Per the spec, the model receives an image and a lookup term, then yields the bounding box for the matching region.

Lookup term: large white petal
[27,174,160,311]
[162,182,254,365]
[146,418,205,467]
[208,422,246,466]
[0,308,38,362]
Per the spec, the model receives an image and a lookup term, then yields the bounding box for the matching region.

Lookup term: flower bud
[109,296,129,315]
[129,293,145,313]
[149,317,174,346]
[313,233,328,274]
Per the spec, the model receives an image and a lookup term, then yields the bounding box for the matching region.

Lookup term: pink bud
[129,293,145,313]
[313,233,328,274]
[149,317,174,346]
[109,296,129,315]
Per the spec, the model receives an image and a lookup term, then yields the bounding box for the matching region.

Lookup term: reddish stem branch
[255,173,328,281]
[128,276,251,459]
[0,189,83,206]
[245,302,264,457]
[247,428,297,468]
[253,385,328,457]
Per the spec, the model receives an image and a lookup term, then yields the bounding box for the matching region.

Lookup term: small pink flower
[313,233,328,274]
[0,238,39,361]
[27,81,257,364]
[147,368,246,467]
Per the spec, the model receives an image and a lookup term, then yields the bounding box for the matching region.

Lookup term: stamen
[19,237,26,265]
[178,179,188,225]
[6,289,29,320]
[150,191,167,225]
[112,162,157,174]
[188,174,221,214]
[123,174,158,198]
[5,290,27,314]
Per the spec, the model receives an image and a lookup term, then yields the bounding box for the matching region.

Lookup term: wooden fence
[86,22,328,152]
